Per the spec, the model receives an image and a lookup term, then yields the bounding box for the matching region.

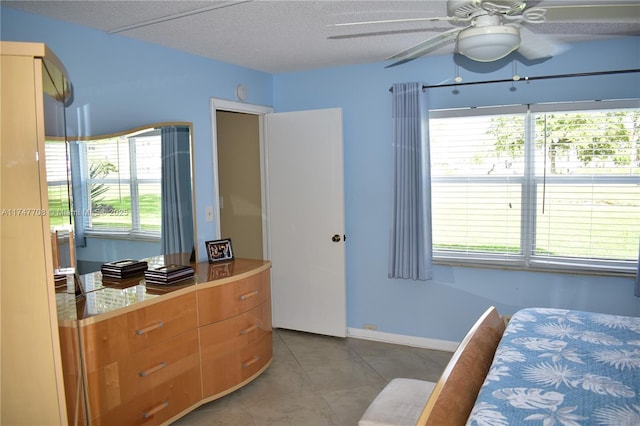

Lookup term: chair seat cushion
[359,378,436,426]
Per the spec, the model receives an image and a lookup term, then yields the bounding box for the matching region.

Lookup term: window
[429,100,640,274]
[81,128,162,238]
[45,139,73,227]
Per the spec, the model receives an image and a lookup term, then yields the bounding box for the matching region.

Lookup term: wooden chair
[358,306,505,426]
[416,306,506,425]
[51,227,75,270]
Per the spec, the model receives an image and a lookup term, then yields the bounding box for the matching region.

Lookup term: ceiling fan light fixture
[456,25,520,62]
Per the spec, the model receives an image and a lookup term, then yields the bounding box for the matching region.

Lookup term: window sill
[433,259,636,279]
[84,230,161,243]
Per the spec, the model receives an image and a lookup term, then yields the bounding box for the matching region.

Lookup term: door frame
[209,98,273,259]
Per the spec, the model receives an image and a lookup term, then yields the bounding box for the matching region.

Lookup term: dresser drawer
[240,332,273,381]
[200,301,271,357]
[200,302,271,354]
[81,292,197,370]
[201,333,272,398]
[201,325,272,398]
[91,366,201,426]
[87,329,201,425]
[198,269,270,326]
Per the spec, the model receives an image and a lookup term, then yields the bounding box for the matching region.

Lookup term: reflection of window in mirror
[46,129,163,237]
[45,124,195,273]
[45,140,73,229]
[82,128,162,237]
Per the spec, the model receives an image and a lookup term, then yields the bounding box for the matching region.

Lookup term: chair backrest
[416,306,506,426]
[51,227,75,270]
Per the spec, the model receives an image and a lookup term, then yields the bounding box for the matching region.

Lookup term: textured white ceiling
[4,0,639,73]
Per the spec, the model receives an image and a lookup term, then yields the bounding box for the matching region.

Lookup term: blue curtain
[69,140,86,247]
[161,126,194,255]
[388,82,433,280]
[635,239,639,297]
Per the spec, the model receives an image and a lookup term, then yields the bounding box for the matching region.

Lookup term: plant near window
[89,161,118,214]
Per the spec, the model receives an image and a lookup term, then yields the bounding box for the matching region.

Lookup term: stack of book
[54,273,67,287]
[101,259,148,279]
[144,264,195,285]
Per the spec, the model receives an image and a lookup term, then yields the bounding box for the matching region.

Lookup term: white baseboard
[347,327,459,352]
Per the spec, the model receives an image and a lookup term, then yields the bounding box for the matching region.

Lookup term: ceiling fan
[331,0,639,67]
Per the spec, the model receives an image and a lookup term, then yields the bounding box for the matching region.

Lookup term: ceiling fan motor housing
[457,22,521,62]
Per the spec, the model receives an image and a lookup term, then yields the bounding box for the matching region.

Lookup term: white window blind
[45,140,72,227]
[132,135,162,233]
[82,128,161,236]
[85,136,131,231]
[530,105,640,271]
[429,100,640,274]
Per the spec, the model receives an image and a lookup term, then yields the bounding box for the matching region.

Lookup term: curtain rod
[389,68,640,92]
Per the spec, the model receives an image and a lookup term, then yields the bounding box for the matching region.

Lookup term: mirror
[45,123,196,275]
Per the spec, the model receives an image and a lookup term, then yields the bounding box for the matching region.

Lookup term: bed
[413,306,640,426]
[467,307,640,425]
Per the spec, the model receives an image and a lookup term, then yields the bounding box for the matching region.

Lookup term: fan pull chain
[454,64,463,83]
[512,61,520,81]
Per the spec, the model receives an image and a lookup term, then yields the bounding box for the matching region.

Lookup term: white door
[265,108,346,337]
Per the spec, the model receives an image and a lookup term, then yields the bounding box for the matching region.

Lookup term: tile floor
[171,328,453,426]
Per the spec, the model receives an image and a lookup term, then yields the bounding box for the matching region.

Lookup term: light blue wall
[1,6,273,263]
[3,6,638,342]
[273,37,640,341]
[79,237,161,264]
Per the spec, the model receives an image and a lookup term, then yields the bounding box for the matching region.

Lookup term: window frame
[81,129,162,241]
[429,99,639,276]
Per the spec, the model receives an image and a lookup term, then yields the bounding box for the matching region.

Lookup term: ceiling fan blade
[328,27,453,41]
[516,25,566,60]
[540,3,640,22]
[385,27,462,68]
[329,16,464,27]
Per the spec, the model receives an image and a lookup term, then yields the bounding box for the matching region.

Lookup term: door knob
[332,234,341,242]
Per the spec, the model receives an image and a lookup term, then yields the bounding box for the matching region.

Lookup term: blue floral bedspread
[467,307,640,425]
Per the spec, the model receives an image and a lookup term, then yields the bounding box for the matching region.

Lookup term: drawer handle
[240,324,258,335]
[136,321,164,335]
[139,362,166,377]
[242,355,261,369]
[239,290,259,301]
[143,401,169,419]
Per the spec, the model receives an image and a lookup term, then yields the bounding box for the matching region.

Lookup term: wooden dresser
[57,257,272,425]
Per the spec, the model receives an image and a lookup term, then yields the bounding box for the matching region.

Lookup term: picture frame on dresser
[206,238,234,263]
